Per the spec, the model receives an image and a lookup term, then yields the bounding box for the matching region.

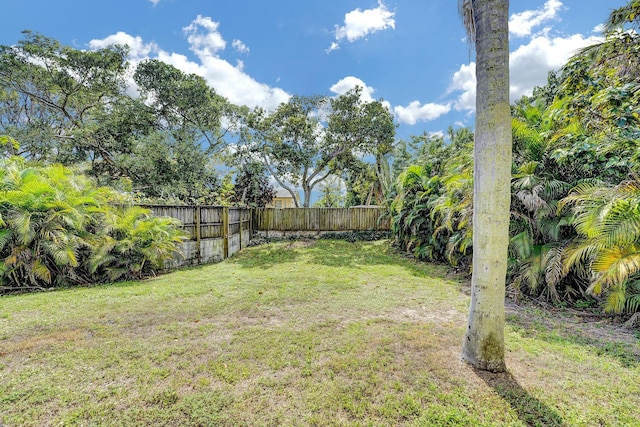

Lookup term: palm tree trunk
[461,0,511,372]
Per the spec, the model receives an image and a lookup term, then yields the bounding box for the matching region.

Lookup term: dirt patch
[1,328,87,356]
[284,240,316,249]
[390,307,465,324]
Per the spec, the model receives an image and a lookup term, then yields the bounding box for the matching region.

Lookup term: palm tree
[431,140,474,268]
[0,161,94,290]
[0,157,186,292]
[390,165,442,260]
[459,0,511,372]
[90,205,184,281]
[562,178,640,314]
[509,161,574,301]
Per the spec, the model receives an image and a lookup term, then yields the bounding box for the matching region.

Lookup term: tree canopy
[239,87,395,207]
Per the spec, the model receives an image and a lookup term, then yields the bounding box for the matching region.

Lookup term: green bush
[390,163,472,269]
[0,157,186,293]
[319,230,391,242]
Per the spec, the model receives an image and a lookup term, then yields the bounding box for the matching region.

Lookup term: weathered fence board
[253,207,389,234]
[145,205,251,267]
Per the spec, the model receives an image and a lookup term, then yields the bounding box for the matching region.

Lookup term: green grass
[1,240,639,426]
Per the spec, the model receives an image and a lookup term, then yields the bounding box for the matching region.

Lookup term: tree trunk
[301,183,311,208]
[461,0,511,373]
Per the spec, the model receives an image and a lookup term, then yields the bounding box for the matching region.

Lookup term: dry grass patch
[1,240,638,426]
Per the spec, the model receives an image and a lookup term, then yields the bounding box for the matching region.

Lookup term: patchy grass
[1,240,638,426]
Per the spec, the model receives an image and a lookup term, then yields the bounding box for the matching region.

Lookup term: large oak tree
[241,87,395,207]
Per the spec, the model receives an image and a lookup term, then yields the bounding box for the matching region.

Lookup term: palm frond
[0,228,13,252]
[604,285,627,313]
[563,240,599,274]
[31,260,52,285]
[510,231,533,260]
[544,244,567,288]
[458,0,475,45]
[592,245,640,286]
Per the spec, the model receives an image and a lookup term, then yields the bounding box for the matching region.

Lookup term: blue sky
[1,0,624,142]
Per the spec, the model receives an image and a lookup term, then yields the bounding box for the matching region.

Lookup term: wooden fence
[252,207,389,236]
[145,205,251,267]
[146,206,389,267]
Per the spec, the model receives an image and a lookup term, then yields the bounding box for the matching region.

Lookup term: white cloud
[509,0,563,38]
[89,32,159,96]
[435,2,598,116]
[89,16,290,111]
[184,15,226,56]
[327,76,394,124]
[328,0,395,52]
[449,63,476,112]
[330,76,449,126]
[394,101,451,126]
[149,0,160,6]
[429,130,445,139]
[329,76,376,102]
[88,32,158,60]
[232,39,250,54]
[446,31,602,113]
[509,33,602,100]
[157,50,289,111]
[367,2,603,125]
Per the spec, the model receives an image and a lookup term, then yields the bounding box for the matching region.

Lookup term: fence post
[239,209,243,249]
[195,206,202,265]
[223,206,229,259]
[250,208,253,241]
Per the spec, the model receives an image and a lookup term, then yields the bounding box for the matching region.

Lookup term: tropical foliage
[390,127,473,268]
[562,179,640,313]
[391,0,640,316]
[0,157,185,293]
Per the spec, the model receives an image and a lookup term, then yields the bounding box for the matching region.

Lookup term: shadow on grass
[507,310,640,368]
[475,369,565,427]
[305,240,441,277]
[541,331,639,368]
[228,243,302,269]
[542,334,640,368]
[231,239,450,280]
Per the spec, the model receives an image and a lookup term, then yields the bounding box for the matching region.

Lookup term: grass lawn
[1,240,639,426]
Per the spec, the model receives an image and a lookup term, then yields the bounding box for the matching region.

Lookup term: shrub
[0,157,186,293]
[319,230,391,242]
